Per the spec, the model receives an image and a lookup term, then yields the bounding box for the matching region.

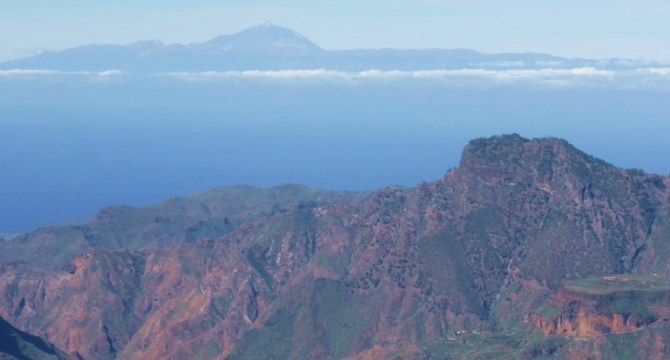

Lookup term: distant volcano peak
[202,23,322,54]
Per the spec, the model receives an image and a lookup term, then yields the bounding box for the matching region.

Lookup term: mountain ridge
[1,24,664,72]
[1,134,669,359]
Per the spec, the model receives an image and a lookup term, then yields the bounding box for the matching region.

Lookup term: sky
[2,0,670,63]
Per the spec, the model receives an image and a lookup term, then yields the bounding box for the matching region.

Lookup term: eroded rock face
[530,310,644,337]
[0,135,669,359]
[526,289,668,338]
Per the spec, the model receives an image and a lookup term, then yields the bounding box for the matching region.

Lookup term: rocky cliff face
[0,135,669,359]
[527,289,669,338]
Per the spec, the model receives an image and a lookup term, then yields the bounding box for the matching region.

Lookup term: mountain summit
[197,23,322,54]
[0,23,325,72]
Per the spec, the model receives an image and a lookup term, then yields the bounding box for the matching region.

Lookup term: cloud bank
[165,67,670,89]
[2,67,669,89]
[0,69,123,77]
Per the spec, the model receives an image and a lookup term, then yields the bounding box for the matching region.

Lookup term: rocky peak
[203,23,322,54]
[460,134,594,175]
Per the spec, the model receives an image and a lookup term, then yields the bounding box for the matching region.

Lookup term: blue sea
[1,74,668,232]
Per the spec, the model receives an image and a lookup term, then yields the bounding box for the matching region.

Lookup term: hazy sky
[2,0,669,62]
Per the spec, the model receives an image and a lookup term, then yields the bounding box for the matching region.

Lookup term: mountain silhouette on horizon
[1,23,661,73]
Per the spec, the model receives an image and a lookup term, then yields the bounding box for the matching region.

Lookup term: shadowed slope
[0,316,70,360]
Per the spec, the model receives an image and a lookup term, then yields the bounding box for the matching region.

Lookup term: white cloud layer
[2,67,670,89]
[166,67,617,81]
[165,67,670,89]
[641,68,670,76]
[0,69,123,77]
